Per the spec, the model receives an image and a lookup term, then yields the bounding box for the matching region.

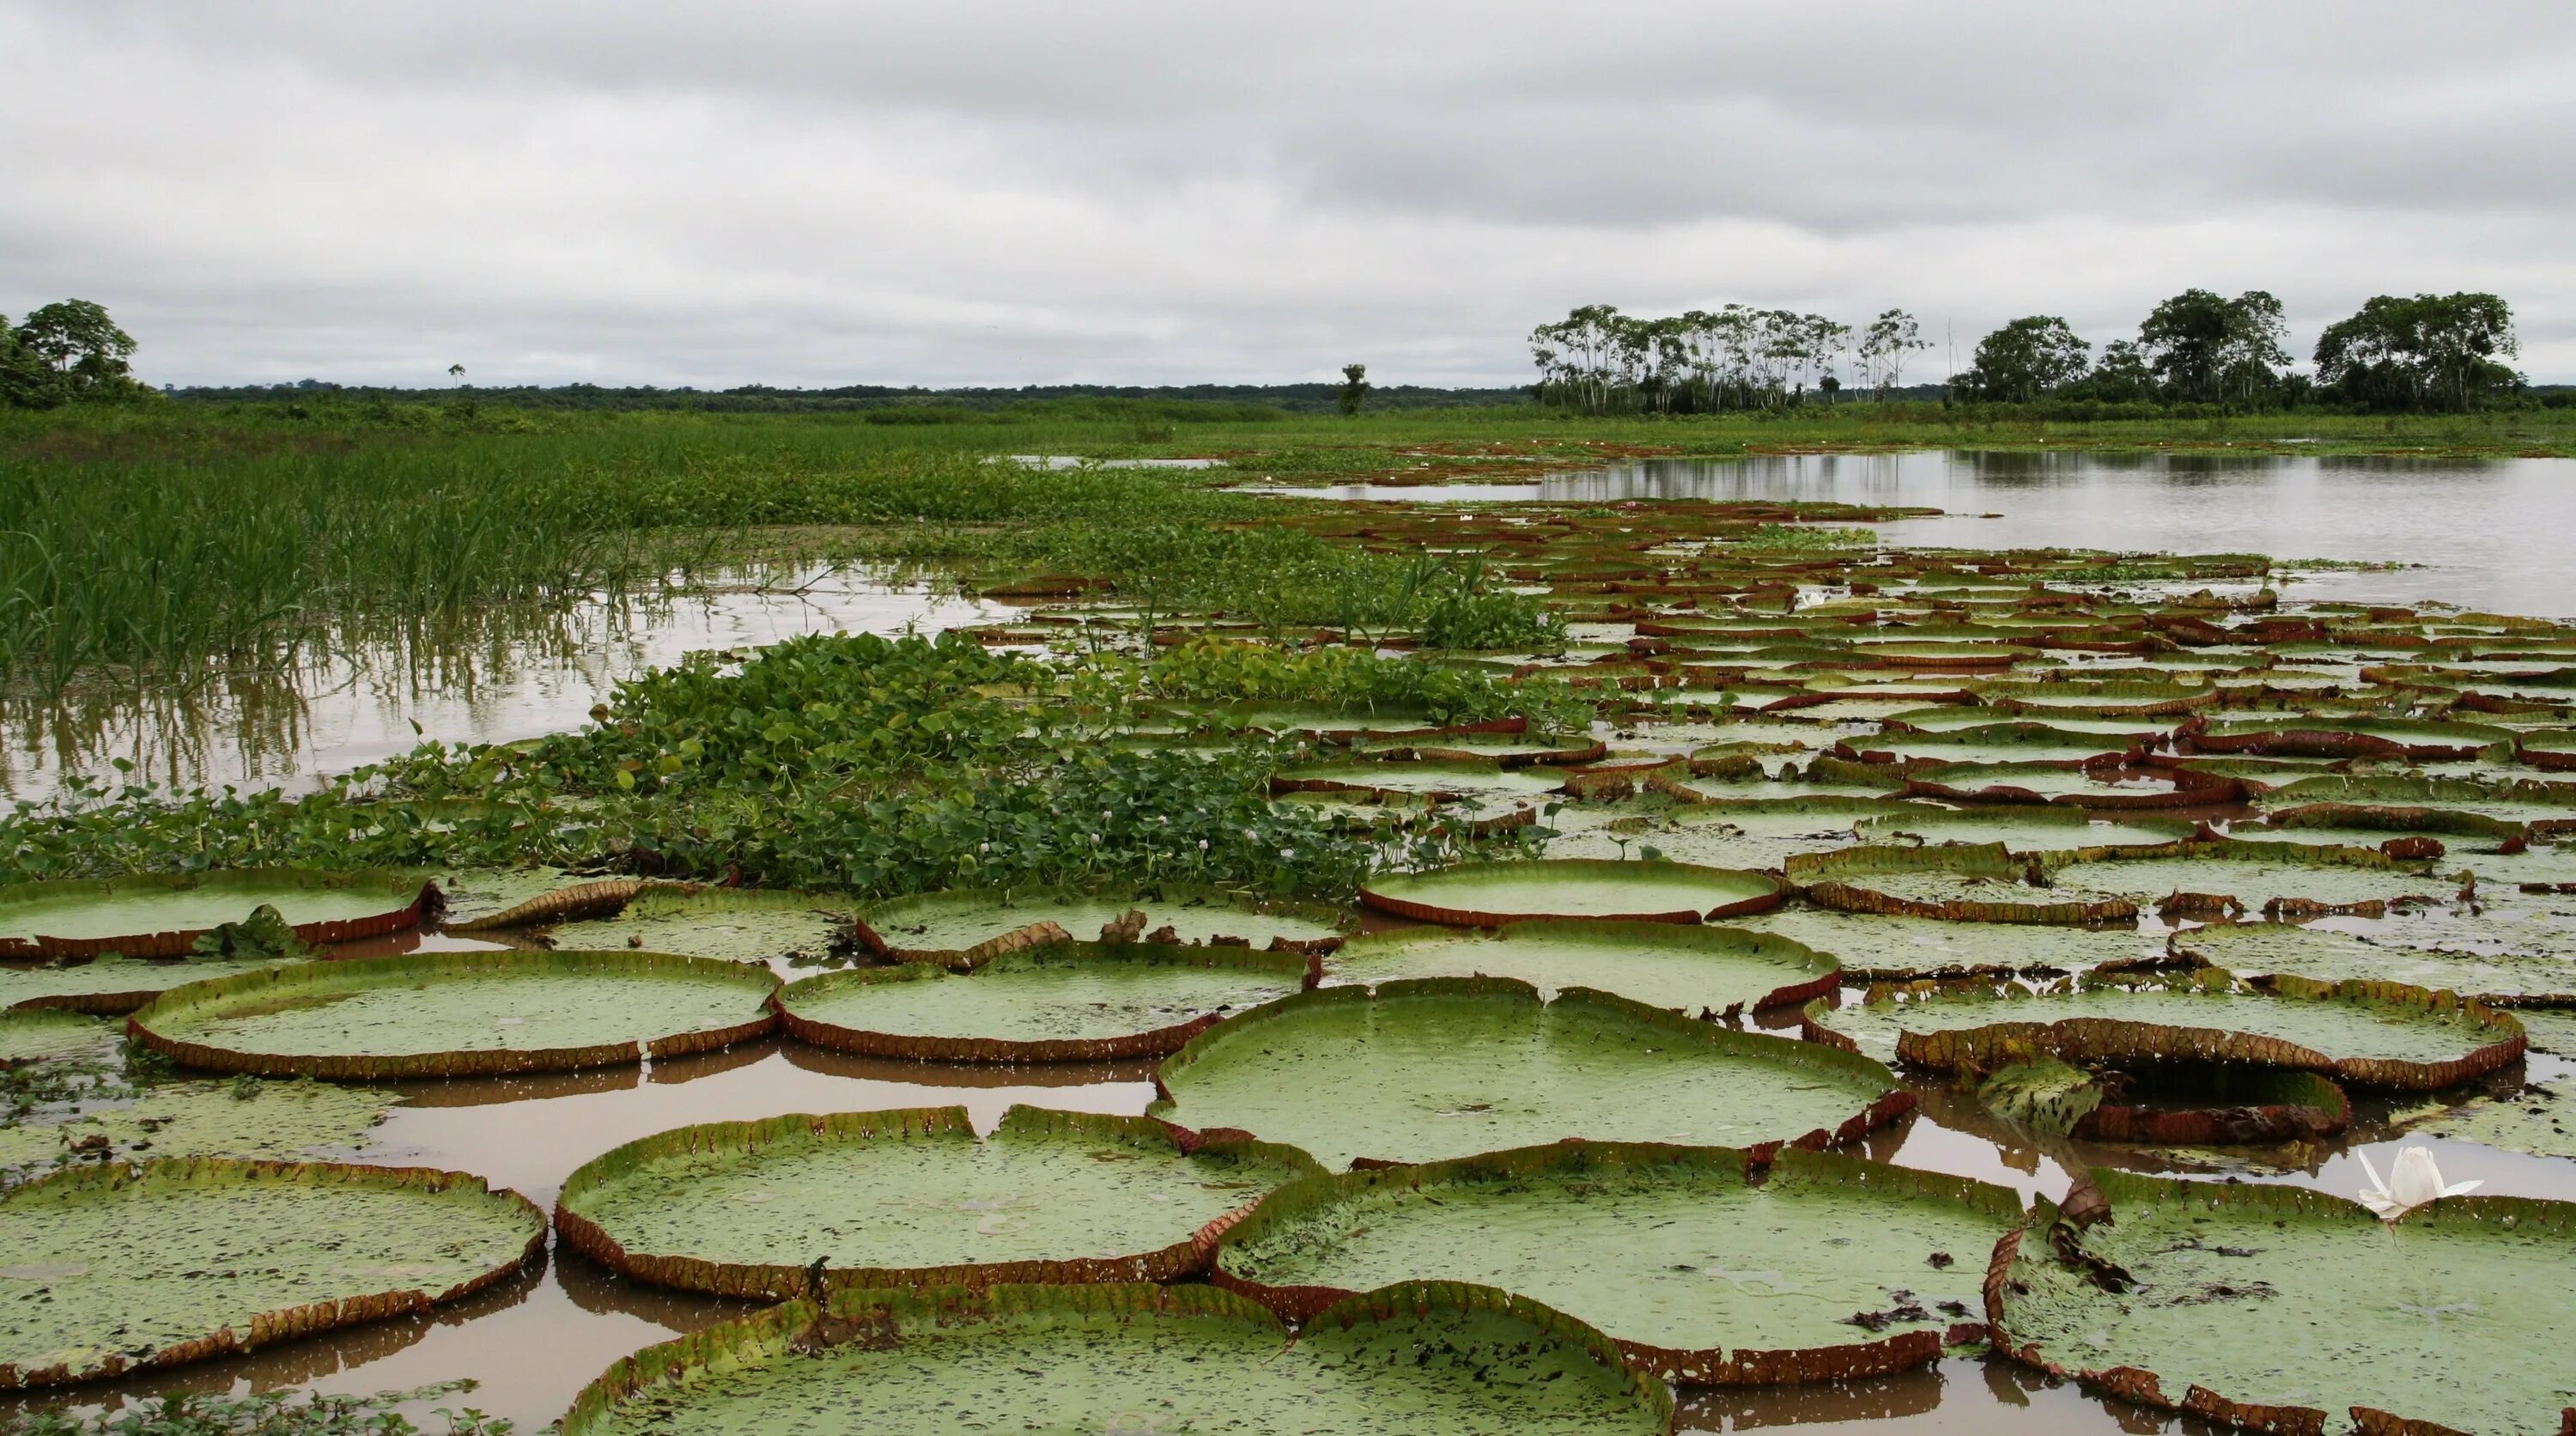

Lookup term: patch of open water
[0,564,999,805]
[1256,449,2576,617]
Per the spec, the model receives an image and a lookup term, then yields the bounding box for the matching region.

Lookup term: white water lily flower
[2356,1146,2482,1220]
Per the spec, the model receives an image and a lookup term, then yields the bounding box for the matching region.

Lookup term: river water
[1271,449,2576,616]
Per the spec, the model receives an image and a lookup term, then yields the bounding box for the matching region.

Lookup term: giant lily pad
[556,1105,1321,1299]
[2045,839,2449,919]
[2399,1070,2576,1161]
[1989,1172,2576,1436]
[1728,907,2167,980]
[1151,979,1910,1170]
[1975,1057,2350,1144]
[851,885,1348,961]
[561,1281,1672,1436]
[0,1009,114,1067]
[0,1079,394,1173]
[776,943,1309,1062]
[0,871,434,960]
[1811,971,2523,1091]
[130,950,779,1079]
[1788,844,2138,925]
[2174,921,2576,1004]
[0,1158,542,1389]
[3,952,306,1015]
[1851,806,2197,856]
[1359,859,1786,926]
[1212,1142,2014,1384]
[541,887,850,964]
[1326,920,1838,1015]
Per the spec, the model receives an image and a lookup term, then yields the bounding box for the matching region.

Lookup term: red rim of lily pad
[1358,859,1789,927]
[551,1105,1323,1300]
[0,1157,544,1390]
[126,949,781,1080]
[1209,1140,2013,1386]
[0,871,440,962]
[774,941,1318,1063]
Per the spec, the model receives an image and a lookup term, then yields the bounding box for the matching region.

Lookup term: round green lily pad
[3,952,304,1015]
[0,1009,115,1067]
[1811,971,2524,1091]
[1727,907,2166,980]
[2048,839,2448,917]
[0,1158,542,1389]
[1151,979,1910,1171]
[1213,1142,2014,1384]
[0,1079,394,1174]
[541,887,850,964]
[556,1104,1322,1299]
[130,950,780,1079]
[777,943,1309,1062]
[1788,844,2137,924]
[0,871,434,961]
[1326,920,1838,1015]
[1850,806,2196,855]
[2175,921,2576,1004]
[1359,859,1786,926]
[854,885,1348,961]
[561,1281,1672,1436]
[1990,1172,2576,1436]
[2400,1070,2576,1160]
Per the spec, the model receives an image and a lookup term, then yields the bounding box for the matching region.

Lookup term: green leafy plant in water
[187,903,306,961]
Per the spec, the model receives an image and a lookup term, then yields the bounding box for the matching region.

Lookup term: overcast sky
[6,1,2573,388]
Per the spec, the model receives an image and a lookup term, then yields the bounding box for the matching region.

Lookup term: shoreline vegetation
[6,400,2576,697]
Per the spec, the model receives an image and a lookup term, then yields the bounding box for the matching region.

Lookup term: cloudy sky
[6,1,2572,388]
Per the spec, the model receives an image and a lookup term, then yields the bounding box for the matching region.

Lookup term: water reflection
[1267,449,2576,617]
[0,563,1000,803]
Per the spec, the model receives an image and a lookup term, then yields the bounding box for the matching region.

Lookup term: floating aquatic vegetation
[1212,1141,2014,1384]
[538,886,851,964]
[1810,970,2524,1090]
[559,1281,1673,1436]
[0,1077,393,1174]
[0,1158,542,1389]
[1359,858,1786,926]
[1789,843,2136,925]
[776,942,1309,1062]
[1325,920,1838,1016]
[1990,1171,2576,1435]
[130,950,780,1079]
[555,1105,1321,1299]
[0,871,434,961]
[849,885,1349,962]
[2,952,306,1015]
[1151,979,1909,1171]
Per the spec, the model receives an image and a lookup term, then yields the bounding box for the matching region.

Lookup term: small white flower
[2356,1146,2481,1220]
[1280,847,1297,860]
[1197,838,1209,851]
[1090,832,1101,844]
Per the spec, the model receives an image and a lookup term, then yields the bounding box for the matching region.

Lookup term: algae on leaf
[1151,980,1907,1170]
[1991,1172,2576,1436]
[1727,907,2165,979]
[0,1158,542,1389]
[560,1282,1672,1436]
[556,1105,1321,1299]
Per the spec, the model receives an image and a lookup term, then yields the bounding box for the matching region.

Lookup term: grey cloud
[4,0,2573,386]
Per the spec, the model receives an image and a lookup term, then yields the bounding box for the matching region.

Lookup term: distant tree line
[0,301,150,408]
[1528,304,1930,414]
[162,378,1528,417]
[1536,290,2532,415]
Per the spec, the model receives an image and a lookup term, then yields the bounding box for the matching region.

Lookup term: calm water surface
[1276,449,2576,616]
